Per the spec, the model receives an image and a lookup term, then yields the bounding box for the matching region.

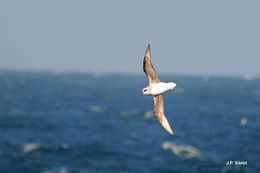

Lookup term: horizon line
[0,68,258,80]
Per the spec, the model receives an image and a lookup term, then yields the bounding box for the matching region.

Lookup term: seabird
[141,44,176,135]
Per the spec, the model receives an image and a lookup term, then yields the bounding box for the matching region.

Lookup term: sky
[0,0,260,77]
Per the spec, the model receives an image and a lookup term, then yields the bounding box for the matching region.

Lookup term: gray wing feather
[143,44,160,83]
[153,94,174,135]
[153,94,165,122]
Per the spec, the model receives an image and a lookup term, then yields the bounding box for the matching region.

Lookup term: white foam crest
[88,105,103,113]
[58,167,70,173]
[162,141,203,159]
[240,117,247,126]
[120,109,139,117]
[41,167,70,173]
[222,165,241,172]
[22,143,39,153]
[243,74,254,81]
[21,143,70,153]
[174,87,185,94]
[144,110,153,119]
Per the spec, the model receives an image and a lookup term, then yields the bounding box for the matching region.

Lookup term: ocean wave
[41,167,70,173]
[174,87,185,94]
[21,143,70,153]
[144,110,153,119]
[240,117,248,126]
[88,105,103,113]
[21,143,39,153]
[162,141,203,159]
[120,109,140,117]
[221,165,241,172]
[243,74,254,81]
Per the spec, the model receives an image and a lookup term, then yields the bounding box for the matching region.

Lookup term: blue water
[0,71,259,173]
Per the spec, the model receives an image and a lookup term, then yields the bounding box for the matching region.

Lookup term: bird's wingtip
[145,44,151,57]
[161,115,174,135]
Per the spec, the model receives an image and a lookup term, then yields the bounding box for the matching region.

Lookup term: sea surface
[0,71,259,173]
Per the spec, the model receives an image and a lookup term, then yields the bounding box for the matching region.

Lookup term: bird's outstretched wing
[143,44,160,83]
[153,94,174,135]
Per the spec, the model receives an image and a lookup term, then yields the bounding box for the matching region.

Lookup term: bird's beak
[140,92,143,96]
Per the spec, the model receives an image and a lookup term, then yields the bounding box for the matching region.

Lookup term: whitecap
[21,143,40,153]
[41,167,70,173]
[222,165,241,172]
[144,110,153,119]
[120,109,139,117]
[57,167,70,173]
[21,143,70,153]
[243,74,254,81]
[240,117,247,126]
[162,141,202,159]
[88,105,103,113]
[174,87,185,94]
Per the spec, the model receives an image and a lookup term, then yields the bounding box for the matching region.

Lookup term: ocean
[0,71,259,173]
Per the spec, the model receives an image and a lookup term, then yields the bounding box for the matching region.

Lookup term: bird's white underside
[150,82,176,96]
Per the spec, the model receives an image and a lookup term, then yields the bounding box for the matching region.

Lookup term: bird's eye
[144,89,147,92]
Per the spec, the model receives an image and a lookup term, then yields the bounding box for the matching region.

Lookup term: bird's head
[141,87,150,96]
